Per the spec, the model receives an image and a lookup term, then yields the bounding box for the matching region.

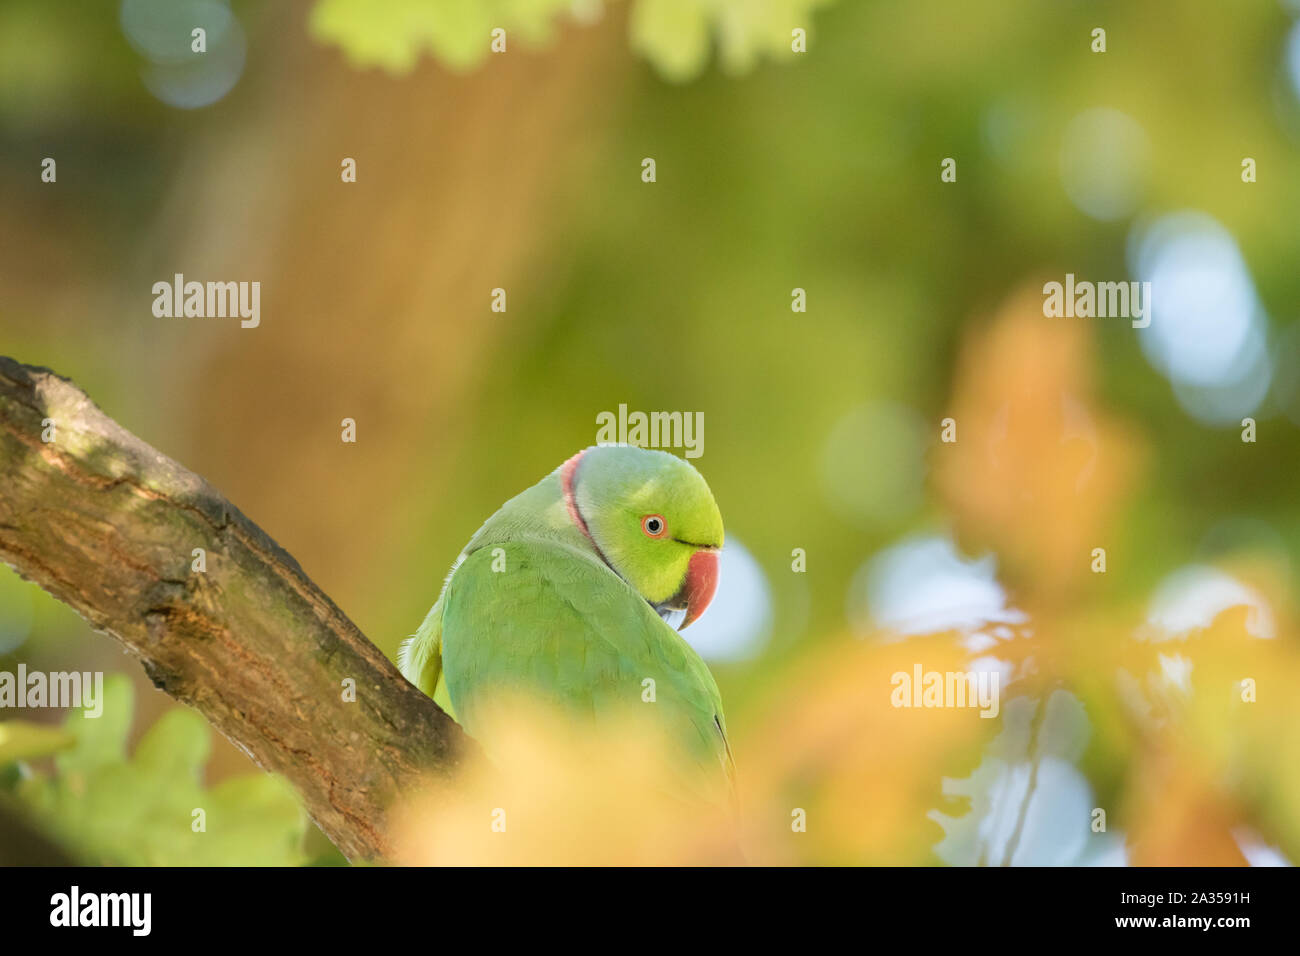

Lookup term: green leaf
[132,708,210,783]
[309,0,576,74]
[628,0,711,83]
[14,674,309,865]
[0,721,74,765]
[54,673,133,776]
[308,0,837,80]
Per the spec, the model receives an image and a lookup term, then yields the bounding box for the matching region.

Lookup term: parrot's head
[562,445,723,629]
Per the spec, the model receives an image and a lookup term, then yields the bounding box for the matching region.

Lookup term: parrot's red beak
[681,548,720,628]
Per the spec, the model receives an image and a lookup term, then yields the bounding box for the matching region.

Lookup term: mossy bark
[0,356,469,861]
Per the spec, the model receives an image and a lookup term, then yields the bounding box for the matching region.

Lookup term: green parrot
[399,444,734,803]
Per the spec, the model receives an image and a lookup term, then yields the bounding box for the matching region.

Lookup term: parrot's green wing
[398,592,444,699]
[440,539,735,803]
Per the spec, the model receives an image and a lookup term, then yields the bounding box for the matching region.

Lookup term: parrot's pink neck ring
[561,449,614,569]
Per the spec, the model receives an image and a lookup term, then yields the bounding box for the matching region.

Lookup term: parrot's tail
[398,598,444,699]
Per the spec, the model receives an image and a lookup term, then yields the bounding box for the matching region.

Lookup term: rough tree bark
[0,356,470,862]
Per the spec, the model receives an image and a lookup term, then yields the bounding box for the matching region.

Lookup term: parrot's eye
[641,514,668,538]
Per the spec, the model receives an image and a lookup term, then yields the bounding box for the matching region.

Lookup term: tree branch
[0,356,470,861]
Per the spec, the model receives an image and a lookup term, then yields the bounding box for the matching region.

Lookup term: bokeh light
[931,692,1125,866]
[819,402,928,530]
[847,533,1025,639]
[1127,211,1273,425]
[1060,108,1150,222]
[680,537,772,662]
[120,0,246,109]
[1143,565,1275,641]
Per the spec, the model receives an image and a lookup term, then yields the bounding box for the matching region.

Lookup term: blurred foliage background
[2,0,1300,864]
